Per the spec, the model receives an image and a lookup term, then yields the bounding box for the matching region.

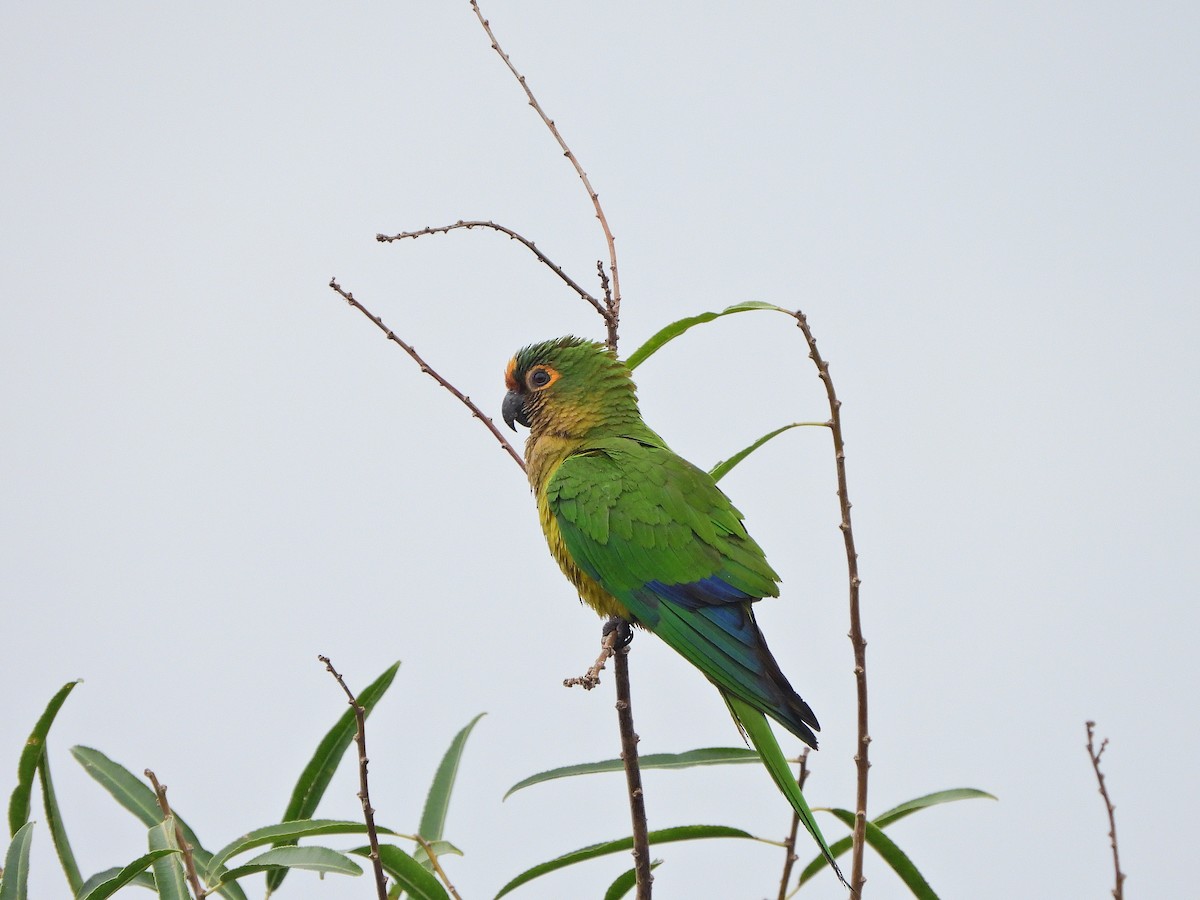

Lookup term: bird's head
[502,336,639,438]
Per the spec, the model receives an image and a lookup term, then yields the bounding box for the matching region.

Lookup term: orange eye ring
[527,366,559,390]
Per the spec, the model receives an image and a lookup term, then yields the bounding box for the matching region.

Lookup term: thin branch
[1086,721,1126,900]
[469,0,621,350]
[791,309,869,898]
[319,655,388,900]
[609,618,652,898]
[144,770,205,900]
[596,260,612,319]
[376,220,610,325]
[414,835,465,900]
[329,278,526,472]
[776,750,811,900]
[563,619,621,689]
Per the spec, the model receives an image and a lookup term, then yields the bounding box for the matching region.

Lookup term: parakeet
[502,336,845,885]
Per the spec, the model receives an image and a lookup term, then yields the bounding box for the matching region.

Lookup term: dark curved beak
[502,390,530,431]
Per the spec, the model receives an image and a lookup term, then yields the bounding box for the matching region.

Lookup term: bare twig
[791,309,868,898]
[318,655,388,900]
[145,770,205,900]
[376,220,610,325]
[596,260,613,321]
[329,278,526,471]
[1086,721,1126,900]
[469,0,621,349]
[563,618,621,689]
[414,835,464,900]
[776,750,812,900]
[609,619,652,898]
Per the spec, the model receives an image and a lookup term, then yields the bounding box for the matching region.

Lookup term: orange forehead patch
[504,357,518,391]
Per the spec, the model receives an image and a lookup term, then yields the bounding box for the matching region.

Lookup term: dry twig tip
[319,655,389,900]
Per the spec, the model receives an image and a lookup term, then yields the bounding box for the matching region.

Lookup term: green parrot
[502,336,845,886]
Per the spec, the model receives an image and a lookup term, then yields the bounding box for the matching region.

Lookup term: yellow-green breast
[528,433,632,621]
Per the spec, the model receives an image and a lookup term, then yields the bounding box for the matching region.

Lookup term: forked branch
[564,617,622,689]
[376,220,610,326]
[469,0,621,348]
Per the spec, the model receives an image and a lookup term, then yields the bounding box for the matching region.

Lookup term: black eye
[530,369,551,388]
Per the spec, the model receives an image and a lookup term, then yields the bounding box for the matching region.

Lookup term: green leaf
[625,302,789,370]
[709,423,825,483]
[280,661,401,821]
[350,845,449,900]
[797,788,996,887]
[0,822,35,900]
[416,840,462,860]
[69,746,162,828]
[504,747,761,799]
[215,846,362,885]
[37,754,83,894]
[493,825,755,899]
[147,819,189,900]
[69,747,247,900]
[208,820,391,877]
[602,859,662,900]
[7,679,80,836]
[874,789,997,828]
[826,809,937,899]
[418,713,485,842]
[267,659,400,894]
[77,867,156,897]
[76,851,178,900]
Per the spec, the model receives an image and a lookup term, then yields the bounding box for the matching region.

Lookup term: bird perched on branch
[503,336,844,885]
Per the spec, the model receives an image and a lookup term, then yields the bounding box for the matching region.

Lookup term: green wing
[547,437,819,746]
[547,437,843,885]
[547,437,778,600]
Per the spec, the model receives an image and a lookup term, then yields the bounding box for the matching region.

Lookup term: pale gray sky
[3,2,1197,898]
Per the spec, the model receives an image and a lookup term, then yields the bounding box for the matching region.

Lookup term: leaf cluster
[3,670,991,899]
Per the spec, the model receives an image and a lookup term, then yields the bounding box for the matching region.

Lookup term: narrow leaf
[76,850,177,900]
[504,748,760,799]
[7,679,80,836]
[419,713,485,842]
[350,845,449,900]
[267,660,400,893]
[0,822,35,900]
[710,423,822,483]
[797,788,995,886]
[625,302,788,370]
[215,846,362,885]
[874,789,997,828]
[280,660,401,821]
[37,754,83,893]
[69,747,246,900]
[70,746,161,827]
[417,840,462,860]
[147,819,189,900]
[208,820,391,876]
[826,809,938,899]
[602,859,662,900]
[494,825,755,899]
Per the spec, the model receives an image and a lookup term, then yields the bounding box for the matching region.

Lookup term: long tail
[726,694,848,890]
